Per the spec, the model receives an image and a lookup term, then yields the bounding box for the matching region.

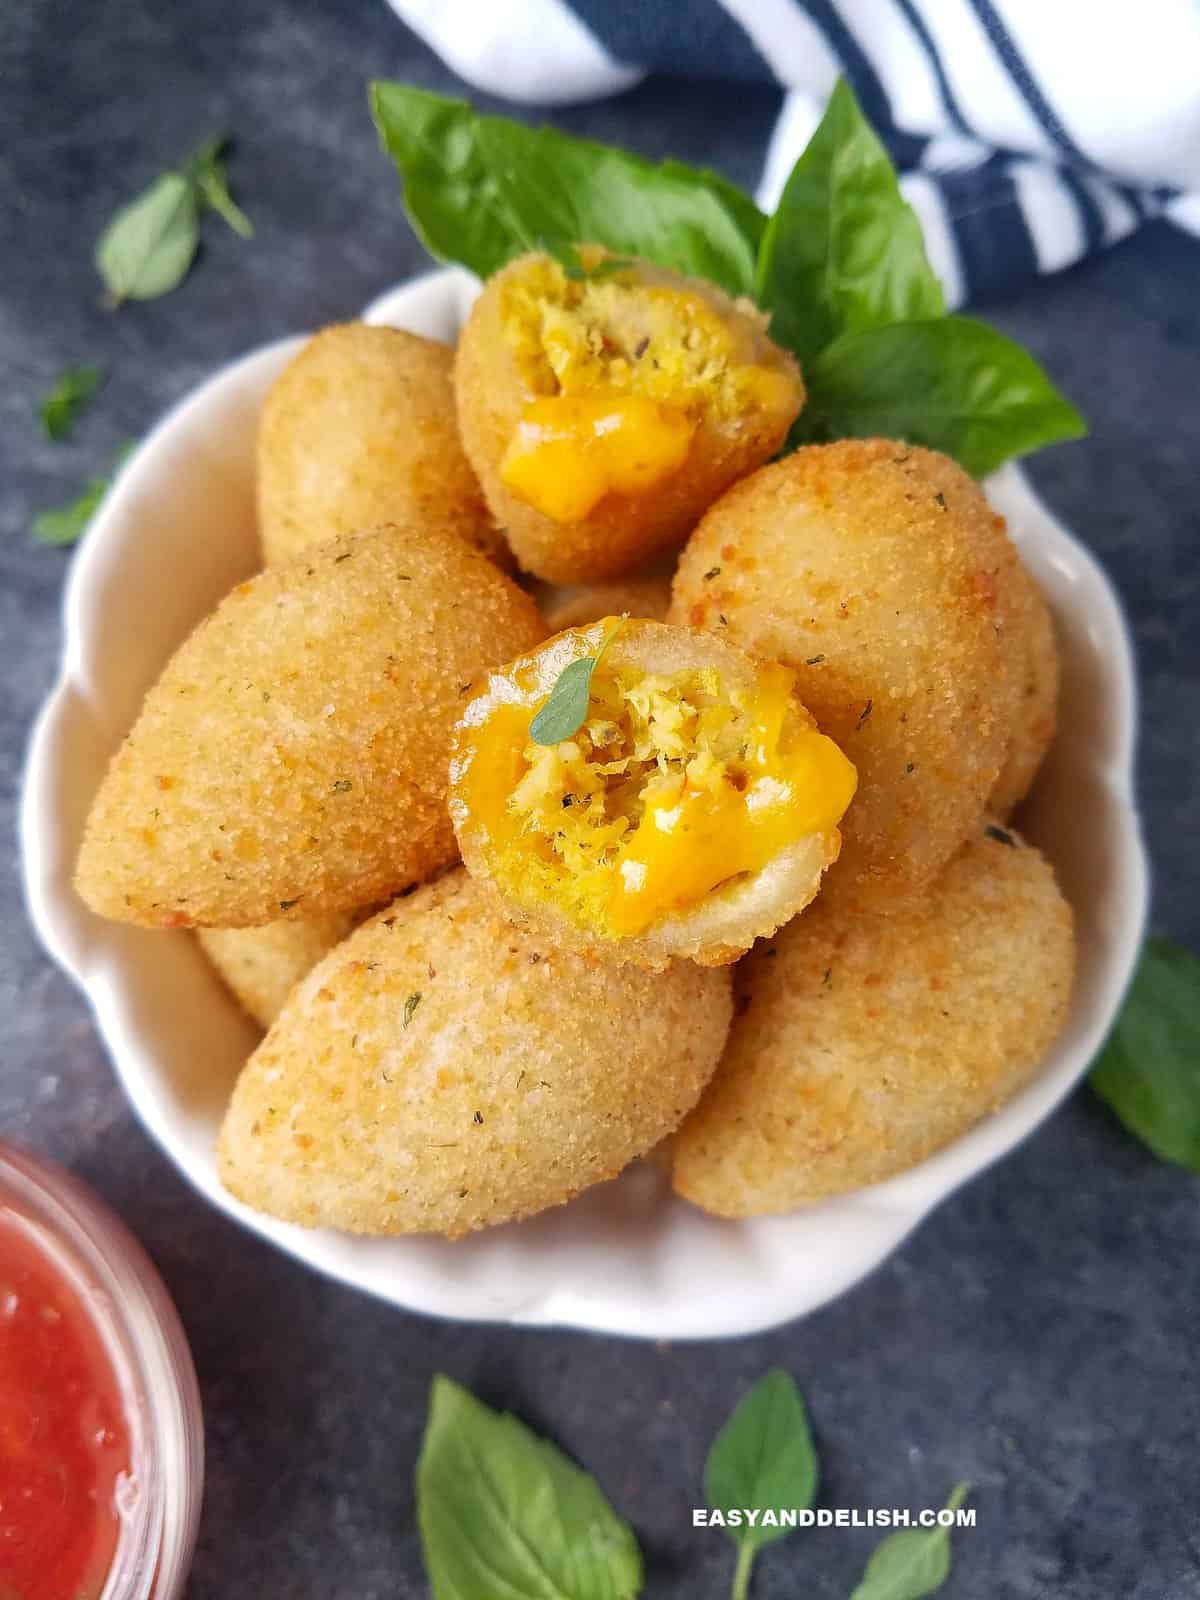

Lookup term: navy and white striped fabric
[388,0,1200,306]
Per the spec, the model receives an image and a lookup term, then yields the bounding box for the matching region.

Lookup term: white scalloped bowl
[21,268,1148,1339]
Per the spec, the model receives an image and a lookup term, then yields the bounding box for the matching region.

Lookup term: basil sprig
[371,83,762,297]
[371,77,1083,475]
[1090,938,1200,1170]
[417,1376,642,1599]
[704,1370,818,1600]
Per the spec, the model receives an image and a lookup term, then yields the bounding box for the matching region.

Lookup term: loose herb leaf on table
[39,365,105,442]
[96,172,199,305]
[32,442,134,546]
[417,1375,643,1600]
[849,1482,972,1600]
[187,134,254,238]
[704,1370,818,1600]
[1090,938,1200,1170]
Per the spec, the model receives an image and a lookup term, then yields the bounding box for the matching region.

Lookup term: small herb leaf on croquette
[402,991,422,1029]
[704,1370,817,1600]
[417,1376,644,1600]
[371,83,764,296]
[794,317,1087,475]
[1090,938,1200,1172]
[757,77,944,365]
[530,618,626,746]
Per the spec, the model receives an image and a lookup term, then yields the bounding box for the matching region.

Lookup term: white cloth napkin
[387,0,1199,305]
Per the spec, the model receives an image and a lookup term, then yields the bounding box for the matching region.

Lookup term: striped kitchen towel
[386,0,1200,306]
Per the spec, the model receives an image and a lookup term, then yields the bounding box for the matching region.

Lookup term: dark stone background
[2,4,1198,1596]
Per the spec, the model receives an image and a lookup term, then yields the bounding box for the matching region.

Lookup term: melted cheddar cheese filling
[496,256,802,523]
[456,639,856,939]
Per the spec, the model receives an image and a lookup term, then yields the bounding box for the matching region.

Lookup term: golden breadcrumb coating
[672,824,1075,1216]
[455,252,803,584]
[671,440,1029,912]
[542,575,672,632]
[75,525,545,928]
[990,555,1059,817]
[199,912,359,1029]
[450,620,855,970]
[218,870,732,1236]
[258,322,507,567]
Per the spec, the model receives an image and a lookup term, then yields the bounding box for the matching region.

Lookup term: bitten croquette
[257,323,507,568]
[450,619,856,970]
[455,252,804,584]
[198,911,360,1029]
[671,440,1032,912]
[75,524,545,928]
[672,824,1075,1216]
[218,870,733,1236]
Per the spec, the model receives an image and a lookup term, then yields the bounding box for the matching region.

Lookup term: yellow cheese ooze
[606,666,856,934]
[456,648,857,941]
[500,391,695,522]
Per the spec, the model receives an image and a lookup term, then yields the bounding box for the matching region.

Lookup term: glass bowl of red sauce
[0,1140,203,1600]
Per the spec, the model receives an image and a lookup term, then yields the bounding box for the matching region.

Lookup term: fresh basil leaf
[95,171,199,304]
[530,620,626,746]
[1090,938,1200,1170]
[39,365,104,442]
[850,1483,971,1600]
[417,1375,643,1600]
[704,1370,817,1600]
[188,134,254,239]
[371,83,528,280]
[477,118,761,295]
[32,442,134,546]
[757,78,944,366]
[370,82,763,295]
[796,316,1086,476]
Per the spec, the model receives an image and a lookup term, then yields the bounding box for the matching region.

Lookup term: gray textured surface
[2,4,1199,1597]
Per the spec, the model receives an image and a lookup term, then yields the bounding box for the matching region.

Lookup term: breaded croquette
[990,556,1059,817]
[670,441,1030,911]
[455,252,804,583]
[75,525,545,928]
[199,912,359,1029]
[542,575,672,632]
[218,870,732,1236]
[672,823,1075,1216]
[258,323,506,567]
[449,619,856,970]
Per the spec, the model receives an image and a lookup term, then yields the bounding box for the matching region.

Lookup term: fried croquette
[199,912,358,1029]
[449,619,856,970]
[670,440,1029,912]
[258,323,506,567]
[990,557,1059,817]
[542,575,672,632]
[75,525,545,928]
[672,823,1075,1216]
[455,251,804,584]
[217,870,733,1236]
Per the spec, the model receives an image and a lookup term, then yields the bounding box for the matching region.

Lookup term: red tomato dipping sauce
[0,1212,132,1600]
[0,1142,204,1600]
